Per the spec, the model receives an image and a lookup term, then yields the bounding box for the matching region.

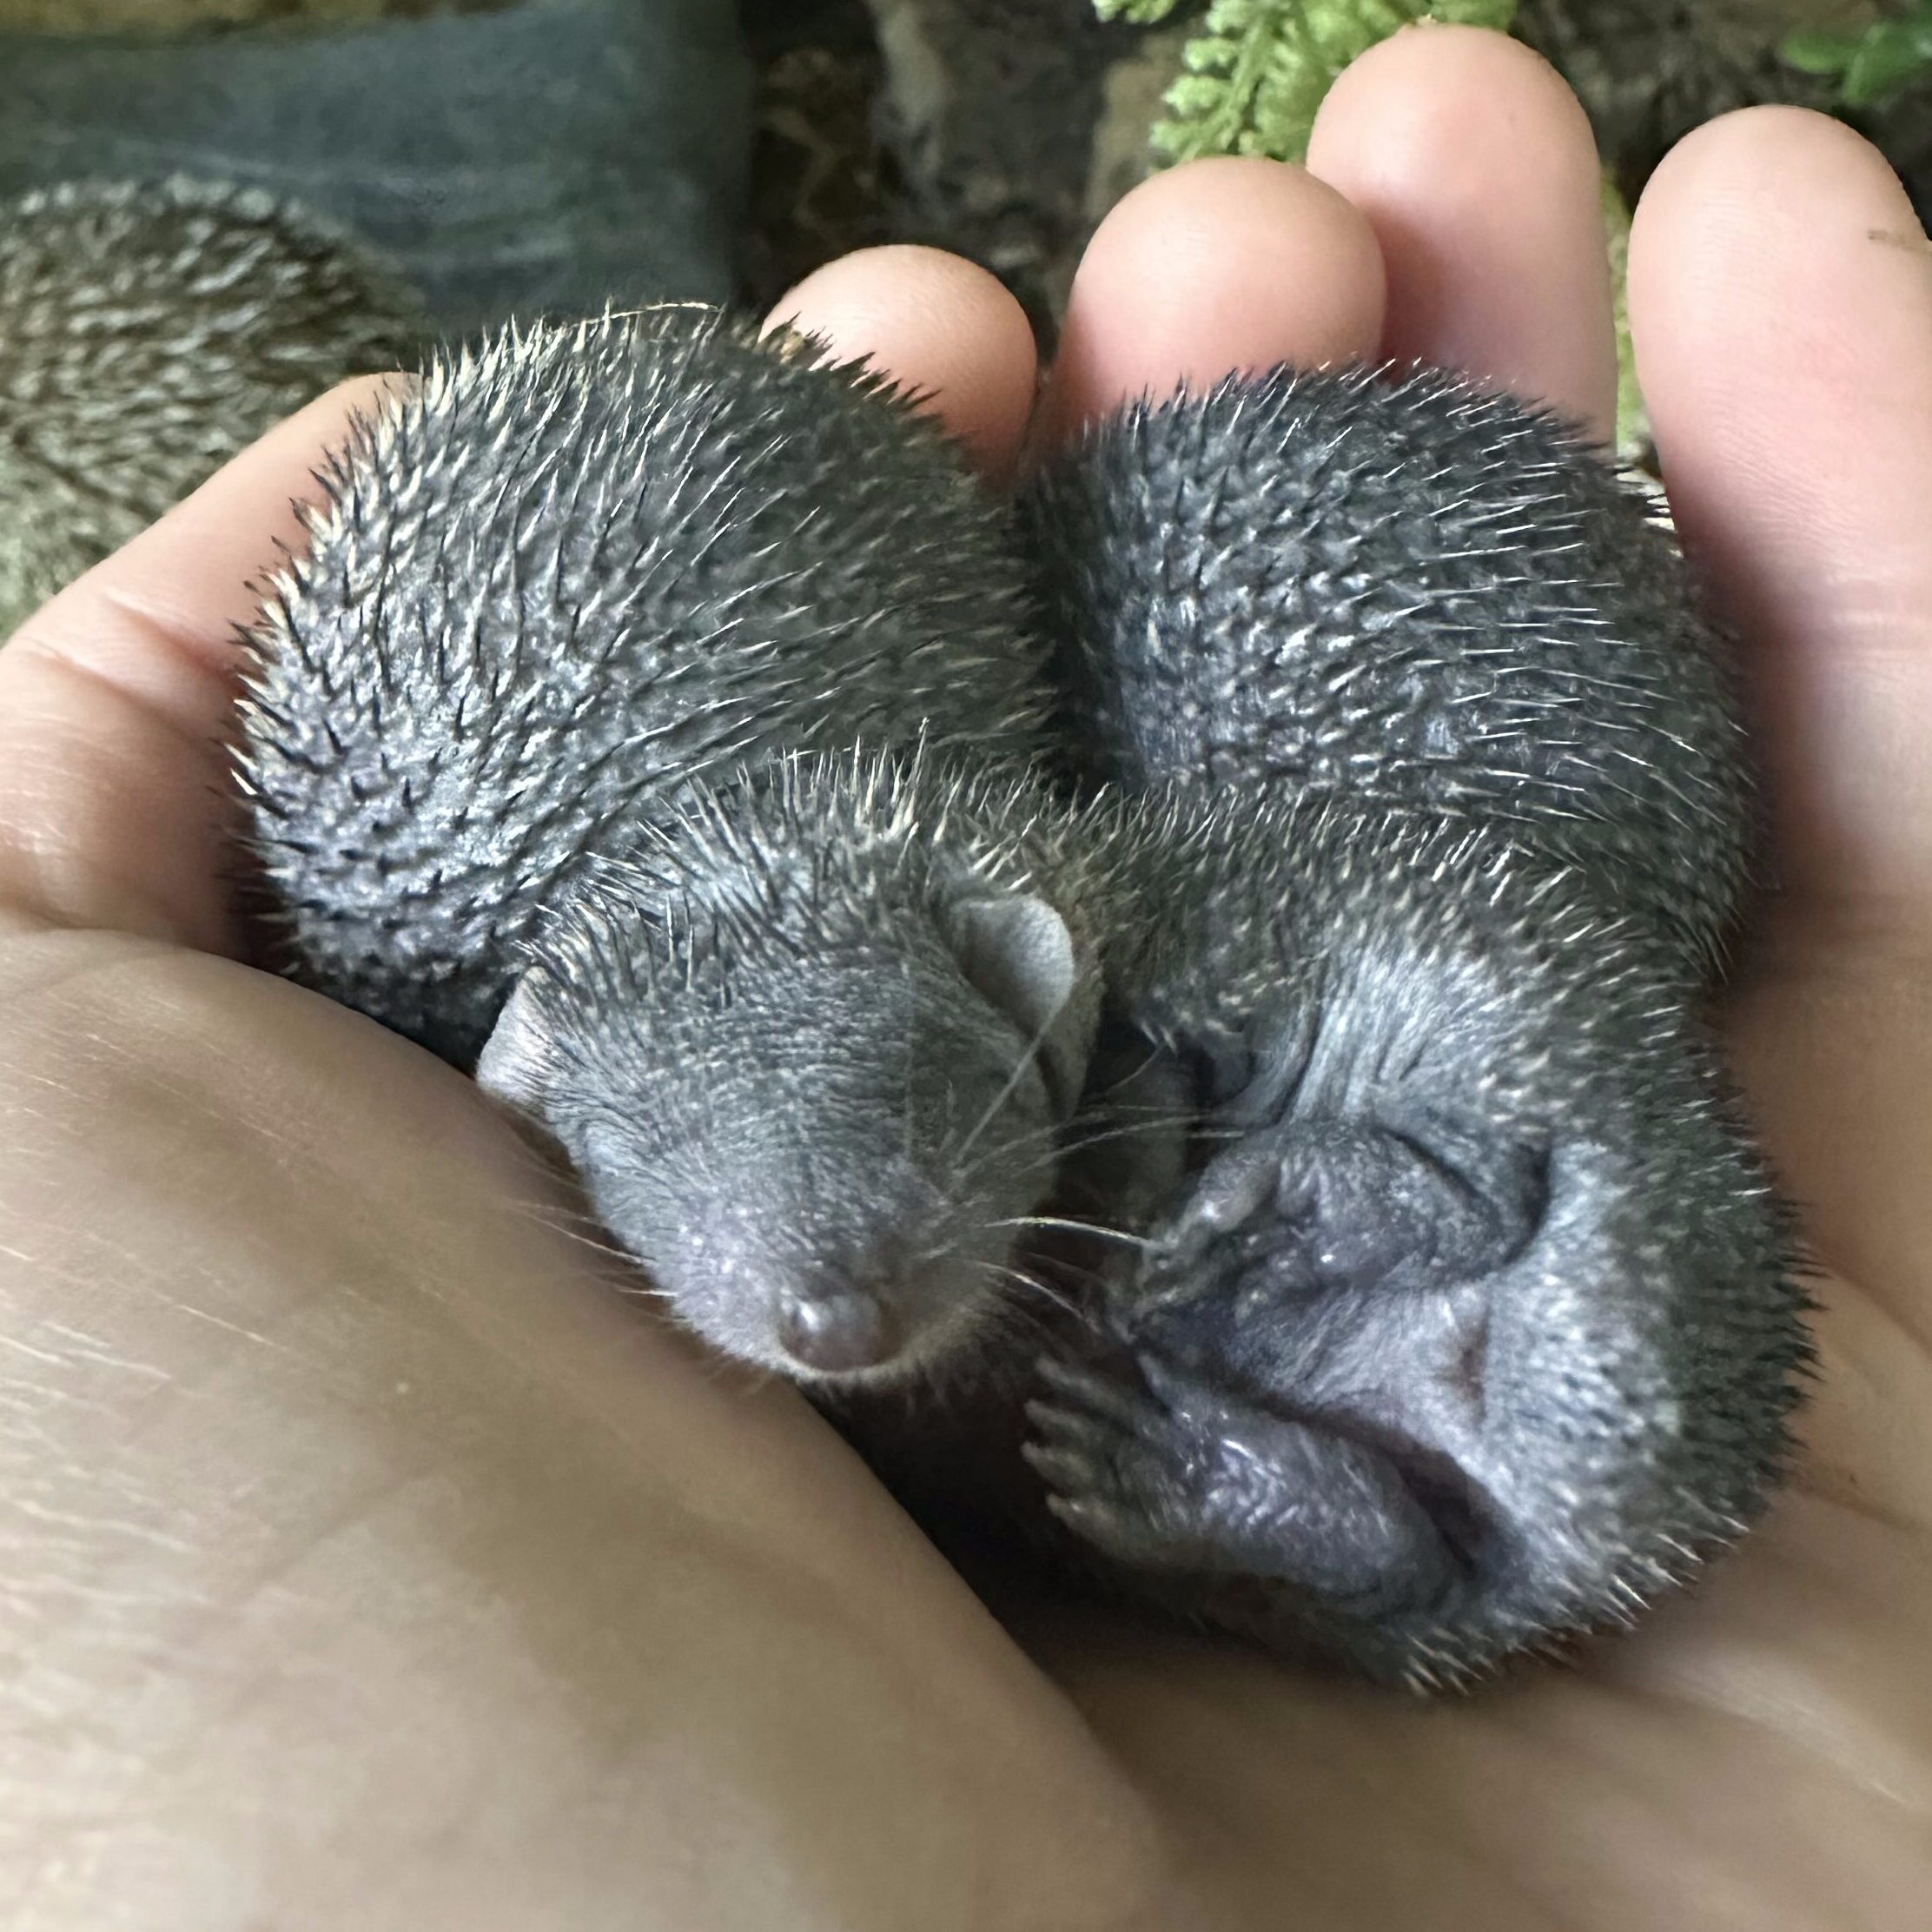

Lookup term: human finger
[765,243,1041,481]
[1631,108,1932,927]
[1032,155,1387,454]
[1307,23,1618,440]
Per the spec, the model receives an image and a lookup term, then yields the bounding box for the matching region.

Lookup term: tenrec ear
[473,976,557,1115]
[946,893,1097,1115]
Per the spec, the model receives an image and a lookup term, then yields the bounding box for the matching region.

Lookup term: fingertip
[1629,106,1926,480]
[1630,104,1926,462]
[765,245,1040,480]
[1638,99,1911,204]
[1632,103,1923,313]
[1308,23,1617,439]
[1630,106,1932,914]
[1035,155,1386,453]
[1318,21,1589,143]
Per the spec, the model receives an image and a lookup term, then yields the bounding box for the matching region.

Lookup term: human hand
[3,26,1928,1929]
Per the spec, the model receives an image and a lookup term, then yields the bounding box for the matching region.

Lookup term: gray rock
[0,0,752,336]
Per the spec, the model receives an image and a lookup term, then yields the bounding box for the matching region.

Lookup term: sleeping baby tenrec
[1013,365,1812,1686]
[234,307,1114,1388]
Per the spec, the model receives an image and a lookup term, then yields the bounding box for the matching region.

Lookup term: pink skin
[1,27,1929,1929]
[1307,26,1619,440]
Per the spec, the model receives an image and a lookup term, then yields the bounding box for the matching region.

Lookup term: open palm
[2,29,1927,1930]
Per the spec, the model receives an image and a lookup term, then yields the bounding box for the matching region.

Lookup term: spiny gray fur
[0,174,425,638]
[521,749,1128,1385]
[1028,361,1754,957]
[241,307,1050,1057]
[1011,366,1810,1689]
[235,307,1110,1387]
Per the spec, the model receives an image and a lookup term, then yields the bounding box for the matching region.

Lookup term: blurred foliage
[1600,172,1648,462]
[1094,0,1517,163]
[1782,3,1932,105]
